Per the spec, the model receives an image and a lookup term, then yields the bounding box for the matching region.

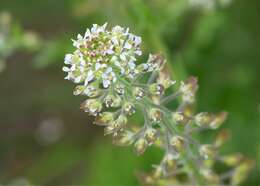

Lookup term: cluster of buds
[64,24,253,186]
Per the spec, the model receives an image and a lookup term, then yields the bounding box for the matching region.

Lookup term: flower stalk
[63,23,253,186]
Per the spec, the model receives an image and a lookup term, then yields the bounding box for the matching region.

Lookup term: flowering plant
[63,23,253,186]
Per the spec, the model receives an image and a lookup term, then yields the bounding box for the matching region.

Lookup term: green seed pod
[80,99,102,116]
[134,138,148,155]
[199,144,216,159]
[170,136,185,152]
[95,112,114,126]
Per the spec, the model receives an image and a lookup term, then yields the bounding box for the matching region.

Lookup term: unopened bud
[170,136,185,152]
[113,131,134,146]
[222,154,243,166]
[134,138,148,155]
[214,129,231,147]
[149,83,164,95]
[133,87,145,100]
[145,128,157,144]
[231,159,255,185]
[209,112,228,129]
[199,144,216,159]
[149,108,163,123]
[195,112,212,127]
[104,94,122,108]
[123,102,135,115]
[95,112,114,126]
[80,99,102,116]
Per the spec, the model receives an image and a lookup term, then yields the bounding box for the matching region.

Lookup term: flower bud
[133,87,145,100]
[149,108,163,123]
[73,85,85,95]
[148,83,164,95]
[153,166,164,179]
[95,112,114,126]
[163,154,177,172]
[231,159,255,185]
[113,131,134,146]
[199,144,216,159]
[147,54,166,71]
[201,169,220,184]
[214,129,231,147]
[179,77,198,103]
[134,138,148,155]
[172,112,189,125]
[80,99,102,116]
[115,83,125,95]
[83,84,101,97]
[170,136,185,152]
[123,102,135,115]
[222,154,243,166]
[209,112,228,129]
[145,128,158,145]
[104,94,122,108]
[194,112,212,127]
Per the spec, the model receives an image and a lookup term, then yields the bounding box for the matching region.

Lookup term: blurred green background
[0,0,259,185]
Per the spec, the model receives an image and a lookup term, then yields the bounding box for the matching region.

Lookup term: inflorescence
[63,23,253,186]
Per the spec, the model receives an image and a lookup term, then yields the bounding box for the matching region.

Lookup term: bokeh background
[0,0,259,185]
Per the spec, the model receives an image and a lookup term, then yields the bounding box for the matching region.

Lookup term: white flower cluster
[63,23,142,88]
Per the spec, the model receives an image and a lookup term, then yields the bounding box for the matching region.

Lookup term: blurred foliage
[0,0,259,185]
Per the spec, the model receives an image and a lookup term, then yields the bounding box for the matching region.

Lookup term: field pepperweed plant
[63,23,253,186]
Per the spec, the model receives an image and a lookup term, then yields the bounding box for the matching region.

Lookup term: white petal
[62,66,70,72]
